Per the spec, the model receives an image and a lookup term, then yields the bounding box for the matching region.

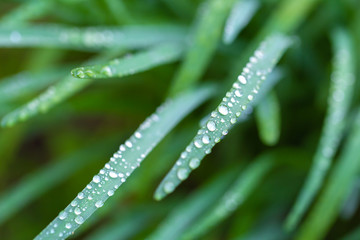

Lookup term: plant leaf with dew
[0,24,187,51]
[181,154,273,240]
[34,84,216,240]
[0,135,119,225]
[1,42,184,127]
[154,34,292,200]
[71,43,184,79]
[285,28,356,231]
[223,0,259,45]
[168,0,237,96]
[148,167,239,240]
[255,91,281,146]
[0,67,68,103]
[297,109,360,240]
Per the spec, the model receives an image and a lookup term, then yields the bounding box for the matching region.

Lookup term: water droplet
[93,175,100,183]
[238,75,247,84]
[95,200,104,208]
[247,95,254,101]
[107,190,114,196]
[77,193,84,199]
[230,118,236,124]
[65,223,72,229]
[189,158,200,169]
[59,211,67,220]
[194,139,203,148]
[235,90,242,97]
[135,132,142,139]
[10,31,22,43]
[125,141,132,148]
[202,135,210,144]
[177,168,189,180]
[164,182,175,193]
[74,208,81,215]
[71,200,78,207]
[207,121,216,131]
[75,216,84,225]
[101,66,112,77]
[109,171,118,178]
[218,105,229,115]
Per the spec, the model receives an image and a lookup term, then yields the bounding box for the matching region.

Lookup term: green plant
[0,0,359,240]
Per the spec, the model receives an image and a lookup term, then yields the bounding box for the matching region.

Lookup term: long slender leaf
[34,84,216,240]
[0,25,187,51]
[223,0,259,45]
[181,154,273,240]
[154,34,292,200]
[168,0,237,96]
[285,28,356,230]
[71,43,184,79]
[255,91,281,146]
[297,109,360,240]
[0,135,119,225]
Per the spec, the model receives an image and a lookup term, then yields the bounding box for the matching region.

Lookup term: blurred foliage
[0,0,359,239]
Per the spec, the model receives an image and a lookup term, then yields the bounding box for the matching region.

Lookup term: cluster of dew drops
[40,102,171,239]
[159,37,283,196]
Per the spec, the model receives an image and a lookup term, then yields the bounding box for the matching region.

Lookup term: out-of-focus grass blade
[71,43,184,79]
[1,42,184,127]
[285,28,356,231]
[86,205,157,240]
[168,0,237,96]
[34,84,216,240]
[0,68,68,103]
[181,154,273,240]
[255,91,281,146]
[148,167,239,240]
[104,0,134,24]
[342,227,360,240]
[0,1,54,26]
[0,135,119,225]
[223,0,259,45]
[339,178,360,220]
[154,34,292,200]
[297,109,360,240]
[0,25,187,51]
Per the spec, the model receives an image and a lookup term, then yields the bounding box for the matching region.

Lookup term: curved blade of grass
[223,0,259,45]
[181,154,273,240]
[34,84,216,240]
[0,1,54,26]
[0,67,68,103]
[1,42,184,127]
[297,109,360,240]
[148,167,239,240]
[71,43,184,79]
[0,135,119,225]
[168,0,237,96]
[255,91,281,146]
[154,34,292,200]
[0,24,187,51]
[285,28,356,231]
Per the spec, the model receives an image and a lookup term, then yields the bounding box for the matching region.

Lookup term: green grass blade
[0,1,54,26]
[168,0,237,96]
[342,227,360,240]
[148,167,239,240]
[34,84,216,240]
[0,135,119,225]
[71,43,184,79]
[223,0,259,45]
[104,0,134,24]
[285,28,356,231]
[0,67,68,103]
[296,109,360,240]
[154,34,292,200]
[0,25,187,51]
[181,154,273,240]
[255,91,281,146]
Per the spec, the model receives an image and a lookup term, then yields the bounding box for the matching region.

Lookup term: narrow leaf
[285,28,356,231]
[223,0,260,44]
[154,34,292,200]
[297,109,360,240]
[255,91,281,146]
[0,25,187,51]
[182,154,273,240]
[169,0,237,96]
[71,43,184,79]
[34,84,216,240]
